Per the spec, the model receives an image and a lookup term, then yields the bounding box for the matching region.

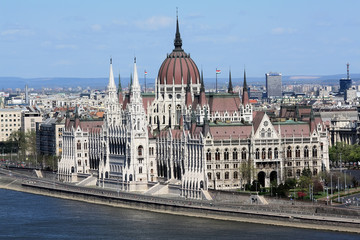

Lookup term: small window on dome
[177,94,181,99]
[168,94,172,99]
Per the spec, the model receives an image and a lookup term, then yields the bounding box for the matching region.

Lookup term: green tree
[239,159,255,185]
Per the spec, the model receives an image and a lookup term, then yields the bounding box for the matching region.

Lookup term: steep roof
[207,93,241,113]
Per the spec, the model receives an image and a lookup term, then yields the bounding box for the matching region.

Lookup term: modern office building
[0,108,22,142]
[266,72,282,98]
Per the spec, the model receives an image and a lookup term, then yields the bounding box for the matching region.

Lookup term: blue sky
[0,0,359,80]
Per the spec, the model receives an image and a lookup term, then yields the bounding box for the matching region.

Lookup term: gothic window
[312,146,317,158]
[78,160,81,166]
[313,168,318,176]
[296,169,301,177]
[215,149,220,161]
[260,128,265,138]
[84,142,87,150]
[261,148,266,159]
[233,171,238,179]
[138,145,143,156]
[216,172,220,180]
[287,169,292,177]
[206,149,211,161]
[295,146,300,158]
[224,148,229,160]
[304,146,309,158]
[233,148,238,160]
[267,128,271,138]
[255,148,260,160]
[163,116,165,124]
[225,172,229,180]
[139,167,142,174]
[268,148,272,159]
[287,146,292,158]
[274,148,278,159]
[241,148,246,160]
[207,172,212,180]
[77,140,81,150]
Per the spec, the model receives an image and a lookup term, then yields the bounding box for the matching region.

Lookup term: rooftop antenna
[347,62,350,79]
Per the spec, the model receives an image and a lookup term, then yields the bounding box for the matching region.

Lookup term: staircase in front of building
[76,175,98,186]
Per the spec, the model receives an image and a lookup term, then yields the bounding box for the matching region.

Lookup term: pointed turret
[107,58,116,92]
[199,69,207,106]
[185,70,192,107]
[132,57,140,91]
[117,74,123,104]
[174,12,183,51]
[228,69,233,93]
[242,69,249,105]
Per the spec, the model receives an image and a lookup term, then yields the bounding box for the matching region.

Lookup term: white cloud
[1,28,34,36]
[135,16,172,30]
[271,27,297,35]
[91,24,102,32]
[55,44,77,49]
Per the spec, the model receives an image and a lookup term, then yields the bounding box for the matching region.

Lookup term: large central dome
[157,17,200,85]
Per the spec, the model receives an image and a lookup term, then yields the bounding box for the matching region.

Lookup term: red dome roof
[157,17,200,85]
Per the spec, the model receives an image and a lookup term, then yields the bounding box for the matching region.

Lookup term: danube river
[0,189,358,240]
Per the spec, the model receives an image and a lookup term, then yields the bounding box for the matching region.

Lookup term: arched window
[287,169,292,177]
[274,148,278,159]
[260,128,265,138]
[268,148,272,159]
[267,128,271,138]
[233,171,238,179]
[312,146,317,158]
[233,148,238,160]
[262,148,266,159]
[304,146,309,158]
[225,172,229,180]
[296,169,301,177]
[239,148,245,161]
[313,168,318,176]
[287,146,292,158]
[224,148,229,160]
[139,167,142,174]
[215,149,220,161]
[206,149,212,161]
[138,145,143,156]
[77,140,81,150]
[255,148,260,159]
[207,172,212,180]
[216,172,221,180]
[295,146,300,158]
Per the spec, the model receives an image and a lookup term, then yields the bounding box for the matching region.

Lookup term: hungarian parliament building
[58,18,330,199]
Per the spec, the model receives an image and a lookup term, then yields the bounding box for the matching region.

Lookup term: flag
[144,70,147,75]
[216,69,221,74]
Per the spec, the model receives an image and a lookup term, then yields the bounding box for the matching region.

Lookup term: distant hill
[1,74,359,90]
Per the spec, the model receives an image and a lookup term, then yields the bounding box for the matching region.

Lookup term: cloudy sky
[0,0,359,79]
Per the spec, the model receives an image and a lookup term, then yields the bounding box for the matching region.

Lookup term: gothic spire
[117,74,122,94]
[174,10,183,50]
[200,69,205,92]
[228,69,233,93]
[107,58,116,92]
[242,69,249,105]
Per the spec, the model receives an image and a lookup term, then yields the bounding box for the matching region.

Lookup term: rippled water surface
[0,189,358,239]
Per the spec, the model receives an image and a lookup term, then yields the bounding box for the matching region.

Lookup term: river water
[0,189,358,239]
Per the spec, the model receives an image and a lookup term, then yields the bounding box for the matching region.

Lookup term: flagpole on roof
[144,70,147,93]
[216,68,218,93]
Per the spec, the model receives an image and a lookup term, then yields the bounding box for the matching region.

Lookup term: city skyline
[0,0,359,79]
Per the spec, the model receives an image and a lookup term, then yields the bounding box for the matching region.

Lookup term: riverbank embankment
[1,168,360,234]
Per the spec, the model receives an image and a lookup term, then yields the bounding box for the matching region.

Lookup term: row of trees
[329,142,360,164]
[1,130,58,170]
